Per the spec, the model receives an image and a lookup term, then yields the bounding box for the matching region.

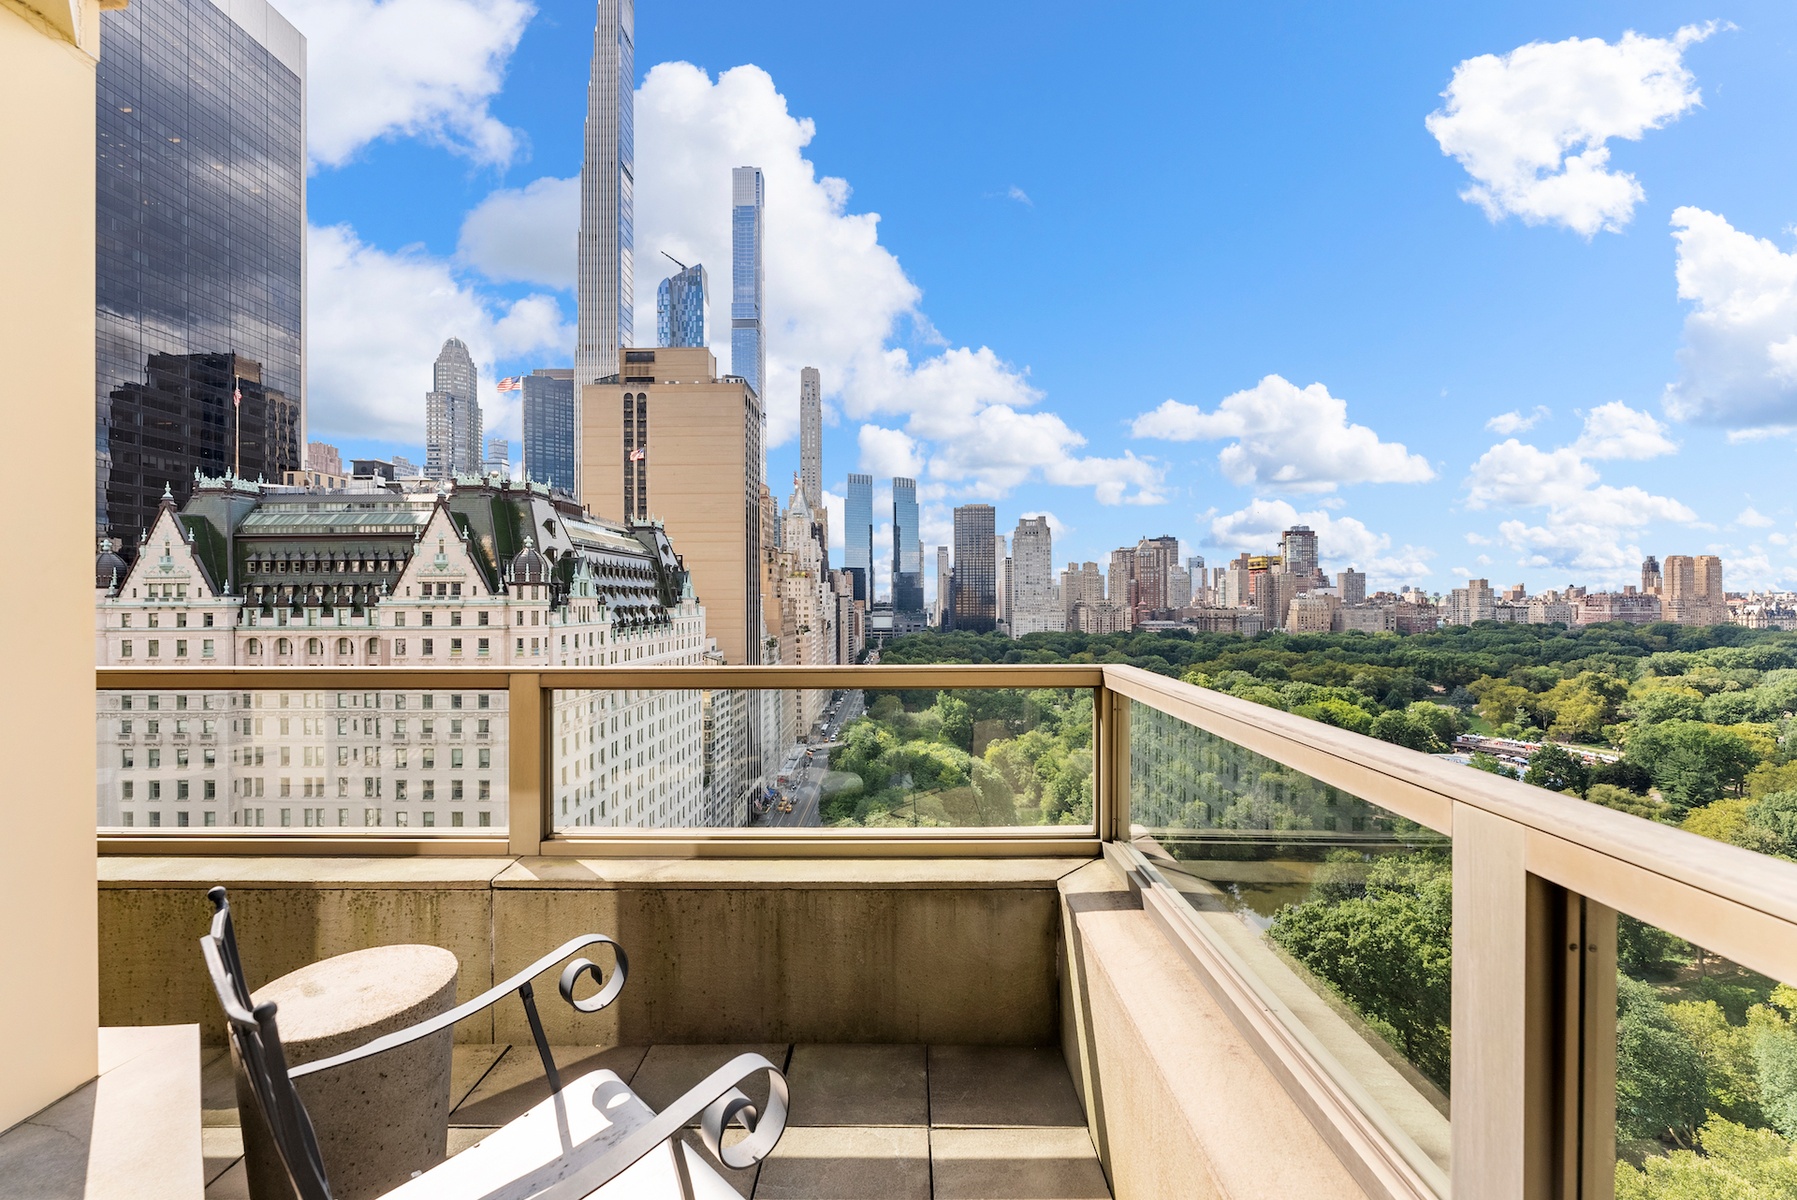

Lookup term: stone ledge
[0,1025,203,1199]
[496,856,1091,889]
[99,856,517,888]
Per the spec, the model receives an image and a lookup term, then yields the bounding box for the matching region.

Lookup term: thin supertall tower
[576,0,635,495]
[731,167,765,398]
[799,367,822,513]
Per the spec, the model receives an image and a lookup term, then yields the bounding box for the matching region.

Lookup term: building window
[246,638,260,655]
[478,812,492,827]
[422,611,433,627]
[147,639,160,657]
[307,638,322,655]
[148,812,161,827]
[450,638,462,656]
[452,780,464,801]
[175,640,188,657]
[451,811,464,827]
[422,638,434,656]
[277,638,291,655]
[423,780,435,801]
[202,639,215,658]
[479,779,491,801]
[421,811,436,827]
[176,811,190,827]
[478,638,489,656]
[120,640,133,657]
[396,638,407,655]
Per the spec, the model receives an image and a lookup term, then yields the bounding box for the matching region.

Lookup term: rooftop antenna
[660,250,688,271]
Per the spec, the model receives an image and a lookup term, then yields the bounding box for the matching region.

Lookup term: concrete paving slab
[752,1125,930,1200]
[201,1126,242,1186]
[928,1047,1086,1128]
[452,1044,647,1128]
[200,1048,238,1127]
[786,1044,927,1127]
[202,1158,248,1200]
[449,1044,507,1111]
[929,1127,1111,1200]
[628,1044,788,1128]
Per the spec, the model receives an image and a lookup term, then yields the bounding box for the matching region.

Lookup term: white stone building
[96,476,719,833]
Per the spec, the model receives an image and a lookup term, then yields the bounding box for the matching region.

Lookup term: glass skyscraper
[522,369,576,493]
[845,472,873,602]
[730,166,765,398]
[951,505,998,633]
[95,0,305,551]
[656,261,708,348]
[892,476,923,614]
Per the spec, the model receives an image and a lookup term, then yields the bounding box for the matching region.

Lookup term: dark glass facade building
[96,0,306,553]
[950,504,997,633]
[522,369,577,494]
[892,476,923,615]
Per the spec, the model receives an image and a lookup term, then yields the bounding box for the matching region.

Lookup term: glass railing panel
[97,687,508,832]
[1612,914,1797,1194]
[1128,699,1451,1186]
[546,685,1095,832]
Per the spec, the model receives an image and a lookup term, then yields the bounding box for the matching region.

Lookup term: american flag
[496,376,523,392]
[628,447,646,462]
[232,382,241,408]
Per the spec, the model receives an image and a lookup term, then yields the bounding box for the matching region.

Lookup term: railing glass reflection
[1127,698,1452,1185]
[97,687,508,831]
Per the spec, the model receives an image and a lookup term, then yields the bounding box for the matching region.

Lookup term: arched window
[307,637,322,655]
[276,638,291,655]
[246,638,261,655]
[366,637,379,657]
[337,637,351,655]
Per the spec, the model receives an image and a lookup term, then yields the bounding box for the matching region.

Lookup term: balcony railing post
[1450,805,1529,1199]
[507,672,545,857]
[1098,681,1129,843]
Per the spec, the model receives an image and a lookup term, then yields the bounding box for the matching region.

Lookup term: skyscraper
[576,0,634,494]
[1280,525,1320,579]
[1134,536,1183,617]
[425,338,481,478]
[935,546,951,627]
[581,346,764,664]
[484,437,510,477]
[891,476,923,615]
[844,473,873,601]
[656,260,707,348]
[951,505,998,633]
[1011,517,1063,636]
[95,0,306,551]
[730,167,765,397]
[522,368,576,492]
[800,368,822,516]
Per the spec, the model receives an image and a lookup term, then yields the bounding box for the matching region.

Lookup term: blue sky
[296,0,1797,599]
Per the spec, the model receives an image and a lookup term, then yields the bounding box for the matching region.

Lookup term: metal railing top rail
[94,664,1107,691]
[1104,664,1797,930]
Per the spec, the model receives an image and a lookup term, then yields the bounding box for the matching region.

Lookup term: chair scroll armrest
[522,1053,790,1200]
[287,933,626,1080]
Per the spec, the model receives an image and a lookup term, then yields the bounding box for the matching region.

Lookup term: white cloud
[457,62,1154,504]
[284,0,534,169]
[1572,401,1678,459]
[1425,24,1715,236]
[858,426,924,479]
[1464,438,1695,571]
[305,223,571,445]
[1006,186,1033,207]
[1207,499,1435,584]
[1486,406,1548,434]
[457,176,578,289]
[1663,208,1797,427]
[1130,375,1434,492]
[1737,506,1775,528]
[821,489,845,553]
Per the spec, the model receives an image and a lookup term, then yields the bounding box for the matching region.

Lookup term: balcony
[32,663,1797,1197]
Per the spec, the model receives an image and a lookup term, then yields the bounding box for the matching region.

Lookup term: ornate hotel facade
[93,475,738,833]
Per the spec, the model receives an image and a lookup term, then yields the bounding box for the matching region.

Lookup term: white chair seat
[382,1069,742,1200]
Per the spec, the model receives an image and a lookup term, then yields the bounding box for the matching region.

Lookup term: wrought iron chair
[201,886,788,1199]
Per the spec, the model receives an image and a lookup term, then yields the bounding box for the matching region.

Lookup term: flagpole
[232,375,241,478]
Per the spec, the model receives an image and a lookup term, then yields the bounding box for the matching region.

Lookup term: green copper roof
[237,506,432,536]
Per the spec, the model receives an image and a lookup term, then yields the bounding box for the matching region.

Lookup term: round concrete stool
[235,944,459,1200]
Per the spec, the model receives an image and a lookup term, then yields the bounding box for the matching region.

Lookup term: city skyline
[287,3,1797,593]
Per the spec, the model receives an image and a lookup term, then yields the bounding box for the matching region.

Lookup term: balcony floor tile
[786,1044,929,1127]
[929,1127,1111,1200]
[753,1126,931,1200]
[926,1047,1087,1128]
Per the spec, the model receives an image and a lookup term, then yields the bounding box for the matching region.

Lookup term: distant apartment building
[1577,588,1662,625]
[934,546,951,627]
[1641,556,1663,594]
[951,506,998,633]
[1070,601,1132,635]
[308,443,343,476]
[483,438,510,477]
[96,0,306,552]
[800,368,823,526]
[1334,604,1398,634]
[1010,517,1063,636]
[1445,578,1496,626]
[95,476,712,833]
[1663,554,1727,625]
[1061,562,1105,624]
[994,535,1011,630]
[1280,525,1320,580]
[1336,569,1367,607]
[1134,536,1183,621]
[1528,595,1579,625]
[1108,547,1138,622]
[1286,591,1339,633]
[656,261,708,348]
[425,338,482,478]
[522,369,577,494]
